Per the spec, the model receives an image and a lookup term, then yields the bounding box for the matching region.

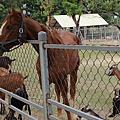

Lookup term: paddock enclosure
[0,32,120,120]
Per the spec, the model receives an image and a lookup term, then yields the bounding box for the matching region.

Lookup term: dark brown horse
[0,8,80,120]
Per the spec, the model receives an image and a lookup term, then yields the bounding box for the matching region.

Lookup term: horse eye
[6,26,12,29]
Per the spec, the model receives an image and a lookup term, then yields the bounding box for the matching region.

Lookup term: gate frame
[38,31,103,120]
[0,31,107,120]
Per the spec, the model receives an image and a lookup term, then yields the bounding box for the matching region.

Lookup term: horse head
[0,8,26,52]
[0,7,51,53]
[106,65,118,76]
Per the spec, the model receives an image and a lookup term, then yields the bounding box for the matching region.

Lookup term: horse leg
[70,61,79,120]
[70,70,77,107]
[60,78,72,120]
[55,84,62,117]
[70,61,79,107]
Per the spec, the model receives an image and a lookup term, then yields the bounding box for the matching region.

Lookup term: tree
[0,0,120,26]
[21,0,47,23]
[0,4,6,24]
[83,0,120,24]
[0,0,47,25]
[0,0,22,25]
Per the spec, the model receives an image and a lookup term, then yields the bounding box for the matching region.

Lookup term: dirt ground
[0,106,120,120]
[0,105,44,120]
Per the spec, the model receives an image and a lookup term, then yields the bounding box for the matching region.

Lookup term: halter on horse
[0,12,24,52]
[0,8,80,120]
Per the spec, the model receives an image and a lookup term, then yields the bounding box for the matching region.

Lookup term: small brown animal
[0,72,26,117]
[108,88,120,117]
[107,65,120,117]
[4,84,31,120]
[0,56,15,114]
[106,65,120,79]
[0,72,25,91]
[0,56,15,76]
[0,56,30,119]
[78,106,103,120]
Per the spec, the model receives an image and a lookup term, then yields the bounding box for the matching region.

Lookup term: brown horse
[0,8,80,120]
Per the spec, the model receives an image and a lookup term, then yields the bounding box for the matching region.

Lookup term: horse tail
[76,36,80,45]
[74,35,81,45]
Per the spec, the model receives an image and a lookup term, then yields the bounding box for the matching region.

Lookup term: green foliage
[84,0,120,24]
[0,0,47,25]
[0,4,4,11]
[0,0,22,25]
[21,0,47,23]
[62,1,82,16]
[0,0,120,26]
[0,4,7,25]
[51,0,67,15]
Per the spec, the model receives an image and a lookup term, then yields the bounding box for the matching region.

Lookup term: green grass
[75,50,120,119]
[3,43,120,119]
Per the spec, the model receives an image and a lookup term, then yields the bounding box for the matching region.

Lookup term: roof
[49,15,76,28]
[77,14,108,27]
[49,14,108,28]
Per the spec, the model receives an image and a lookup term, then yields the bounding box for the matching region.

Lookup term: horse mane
[39,24,64,44]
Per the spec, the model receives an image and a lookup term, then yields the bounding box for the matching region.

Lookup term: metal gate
[0,31,120,120]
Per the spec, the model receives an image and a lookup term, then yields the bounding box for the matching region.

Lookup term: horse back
[58,30,80,73]
[58,30,80,45]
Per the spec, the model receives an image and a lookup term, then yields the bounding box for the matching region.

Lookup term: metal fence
[0,31,120,120]
[80,26,120,44]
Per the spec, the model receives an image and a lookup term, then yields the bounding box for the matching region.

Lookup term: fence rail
[0,31,120,120]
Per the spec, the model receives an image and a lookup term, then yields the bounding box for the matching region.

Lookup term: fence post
[8,95,11,105]
[38,31,52,120]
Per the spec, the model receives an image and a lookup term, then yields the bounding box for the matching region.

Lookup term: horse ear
[12,7,18,14]
[12,7,21,19]
[8,9,11,14]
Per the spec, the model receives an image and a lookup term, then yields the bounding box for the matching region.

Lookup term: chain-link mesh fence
[1,43,120,120]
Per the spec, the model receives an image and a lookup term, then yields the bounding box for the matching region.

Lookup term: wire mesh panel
[1,43,44,120]
[46,45,120,120]
[1,42,120,120]
[75,50,120,120]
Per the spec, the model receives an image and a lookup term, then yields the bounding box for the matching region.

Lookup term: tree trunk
[46,0,51,26]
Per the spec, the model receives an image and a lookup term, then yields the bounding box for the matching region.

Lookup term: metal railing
[1,31,120,120]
